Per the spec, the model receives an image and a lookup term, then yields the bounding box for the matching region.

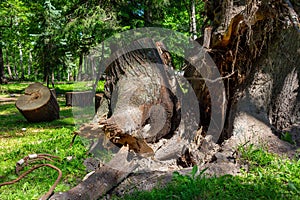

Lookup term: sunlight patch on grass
[0,81,105,96]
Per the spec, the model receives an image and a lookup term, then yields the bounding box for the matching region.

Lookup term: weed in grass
[281,132,296,145]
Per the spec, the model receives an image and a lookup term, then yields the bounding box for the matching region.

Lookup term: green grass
[0,81,104,95]
[0,82,30,94]
[0,82,104,199]
[50,81,104,94]
[0,97,91,200]
[116,145,300,200]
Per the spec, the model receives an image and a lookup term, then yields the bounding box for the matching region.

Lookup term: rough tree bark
[95,93,104,112]
[186,0,300,142]
[99,38,180,146]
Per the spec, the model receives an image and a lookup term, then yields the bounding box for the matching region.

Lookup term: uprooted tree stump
[15,82,59,122]
[50,0,300,198]
[50,38,185,200]
[65,91,94,107]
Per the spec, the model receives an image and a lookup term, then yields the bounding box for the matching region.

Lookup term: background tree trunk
[0,32,5,84]
[77,53,83,81]
[190,0,197,40]
[6,48,13,80]
[12,49,18,79]
[19,43,24,80]
[28,50,32,76]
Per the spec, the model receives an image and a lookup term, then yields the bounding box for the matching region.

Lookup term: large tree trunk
[50,38,183,200]
[186,0,300,144]
[16,82,60,122]
[106,2,300,195]
[105,1,299,196]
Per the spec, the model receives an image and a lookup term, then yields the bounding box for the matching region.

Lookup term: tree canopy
[0,0,205,84]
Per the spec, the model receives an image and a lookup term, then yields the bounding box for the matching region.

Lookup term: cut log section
[15,82,59,122]
[65,91,94,107]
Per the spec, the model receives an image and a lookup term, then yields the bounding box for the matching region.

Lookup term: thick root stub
[15,82,59,122]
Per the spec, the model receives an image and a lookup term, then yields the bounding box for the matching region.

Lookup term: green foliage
[1,0,119,83]
[0,0,29,27]
[1,0,208,81]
